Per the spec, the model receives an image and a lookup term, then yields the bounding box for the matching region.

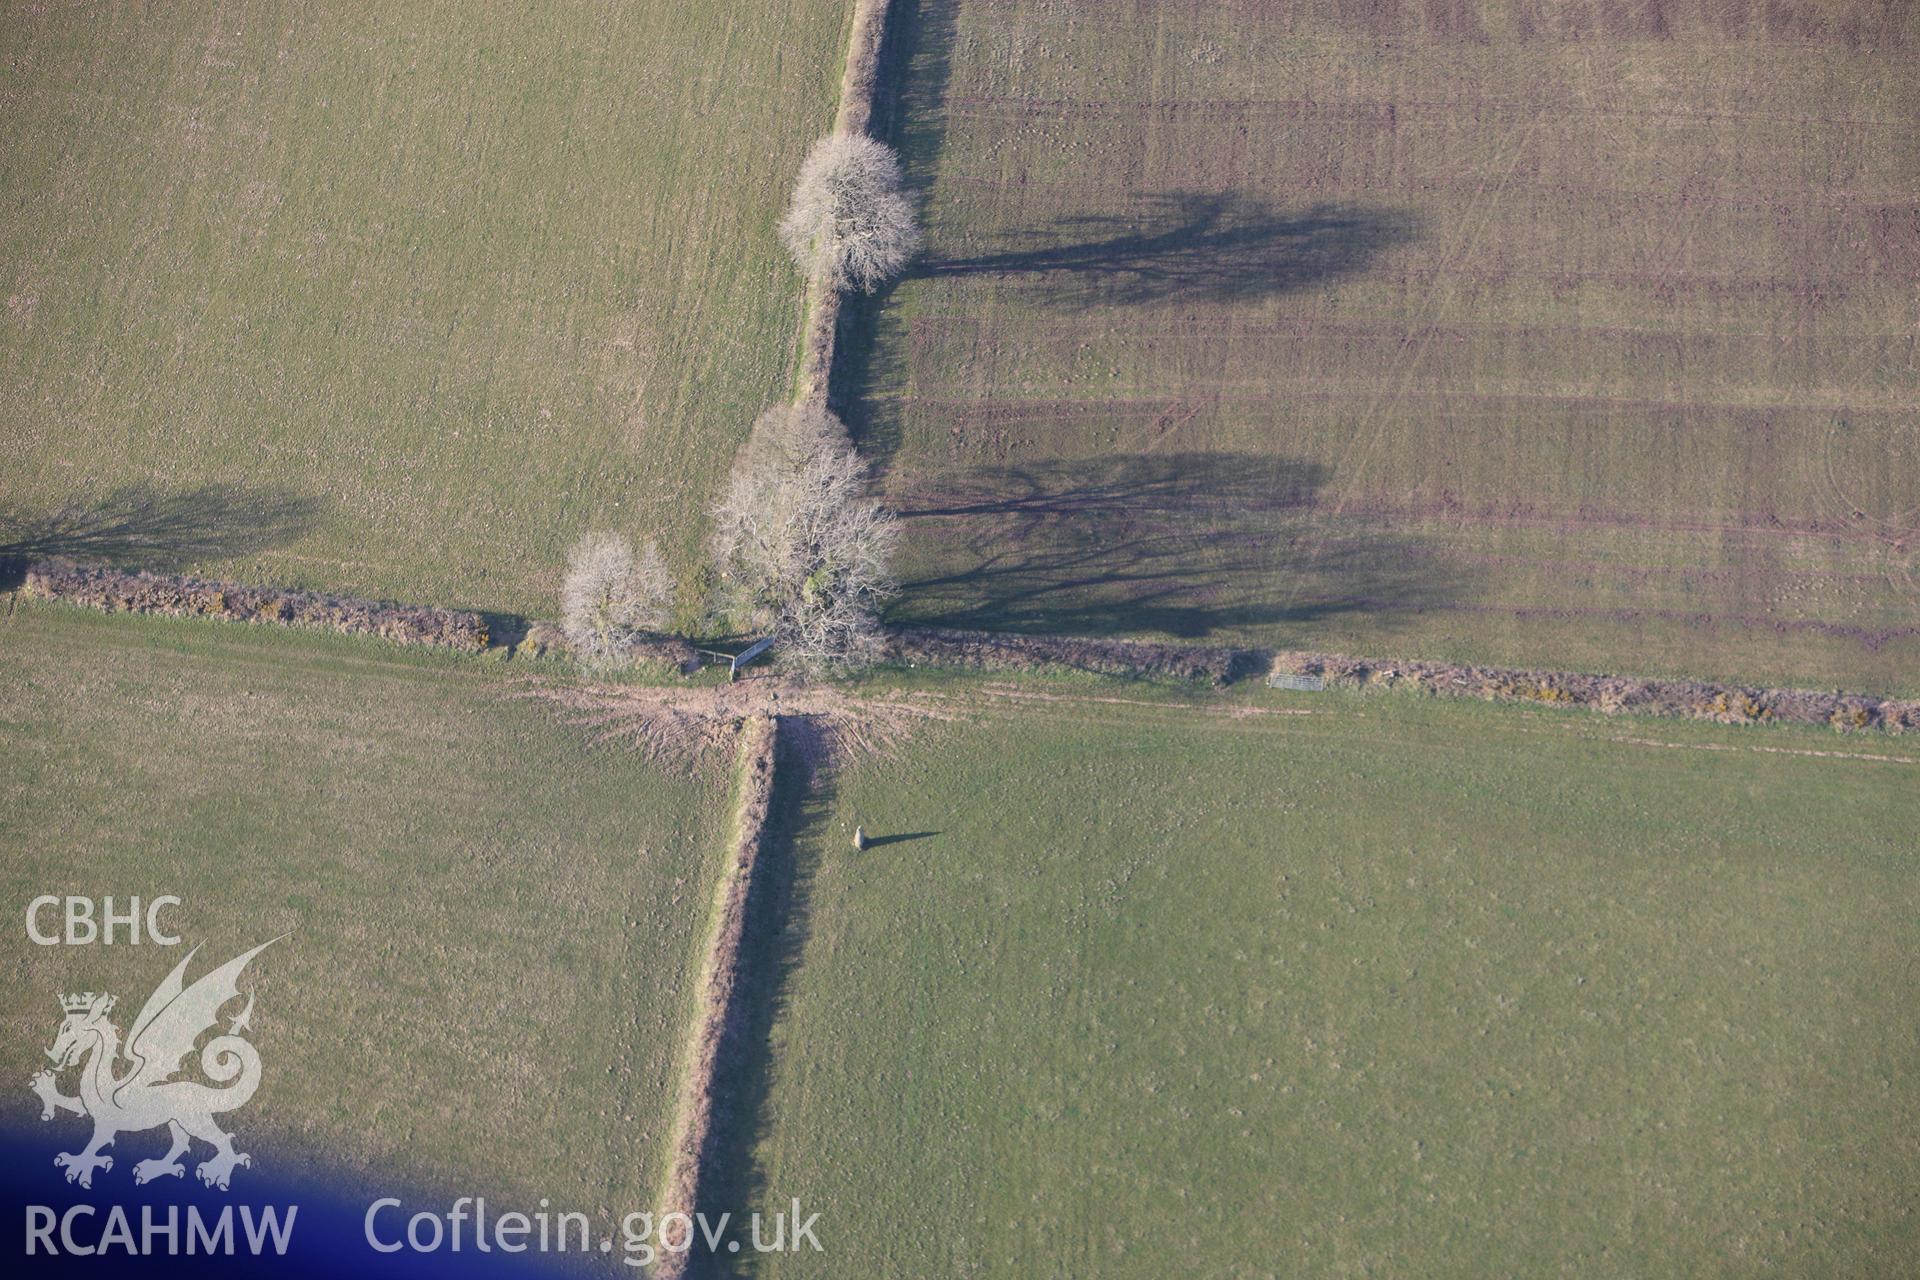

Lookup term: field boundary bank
[889,628,1920,731]
[1279,651,1920,734]
[645,0,894,1240]
[21,557,1920,733]
[18,559,491,652]
[794,0,895,405]
[884,625,1257,684]
[652,715,781,1280]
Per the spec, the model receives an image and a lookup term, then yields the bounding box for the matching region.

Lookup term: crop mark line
[1591,733,1917,767]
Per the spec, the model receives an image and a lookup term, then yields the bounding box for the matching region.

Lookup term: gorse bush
[779,133,921,293]
[709,404,899,674]
[560,532,672,672]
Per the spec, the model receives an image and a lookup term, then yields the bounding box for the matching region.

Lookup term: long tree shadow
[886,452,1470,639]
[691,721,836,1279]
[917,193,1419,308]
[830,0,961,473]
[0,483,323,589]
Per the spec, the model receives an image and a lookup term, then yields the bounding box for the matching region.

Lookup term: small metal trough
[1267,672,1326,693]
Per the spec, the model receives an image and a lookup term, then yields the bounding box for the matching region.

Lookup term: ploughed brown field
[851,0,1920,694]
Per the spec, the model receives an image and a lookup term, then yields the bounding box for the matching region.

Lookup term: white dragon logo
[28,940,277,1191]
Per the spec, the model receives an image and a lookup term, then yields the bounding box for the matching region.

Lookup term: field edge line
[793,0,896,407]
[651,714,782,1279]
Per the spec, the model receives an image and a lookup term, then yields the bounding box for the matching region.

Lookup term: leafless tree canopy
[710,404,899,673]
[779,133,921,293]
[561,532,673,672]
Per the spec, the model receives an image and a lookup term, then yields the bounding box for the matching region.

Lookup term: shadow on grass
[0,483,322,589]
[917,193,1420,309]
[690,721,835,1279]
[887,452,1471,639]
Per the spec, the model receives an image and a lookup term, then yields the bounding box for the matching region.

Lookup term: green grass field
[742,689,1919,1276]
[0,602,729,1220]
[0,0,852,616]
[854,0,1920,694]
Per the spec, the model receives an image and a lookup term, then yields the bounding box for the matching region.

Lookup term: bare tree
[710,405,899,673]
[561,532,673,672]
[779,133,921,293]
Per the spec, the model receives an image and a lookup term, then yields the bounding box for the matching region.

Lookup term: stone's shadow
[887,452,1471,639]
[0,483,323,589]
[917,193,1420,308]
[863,830,939,849]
